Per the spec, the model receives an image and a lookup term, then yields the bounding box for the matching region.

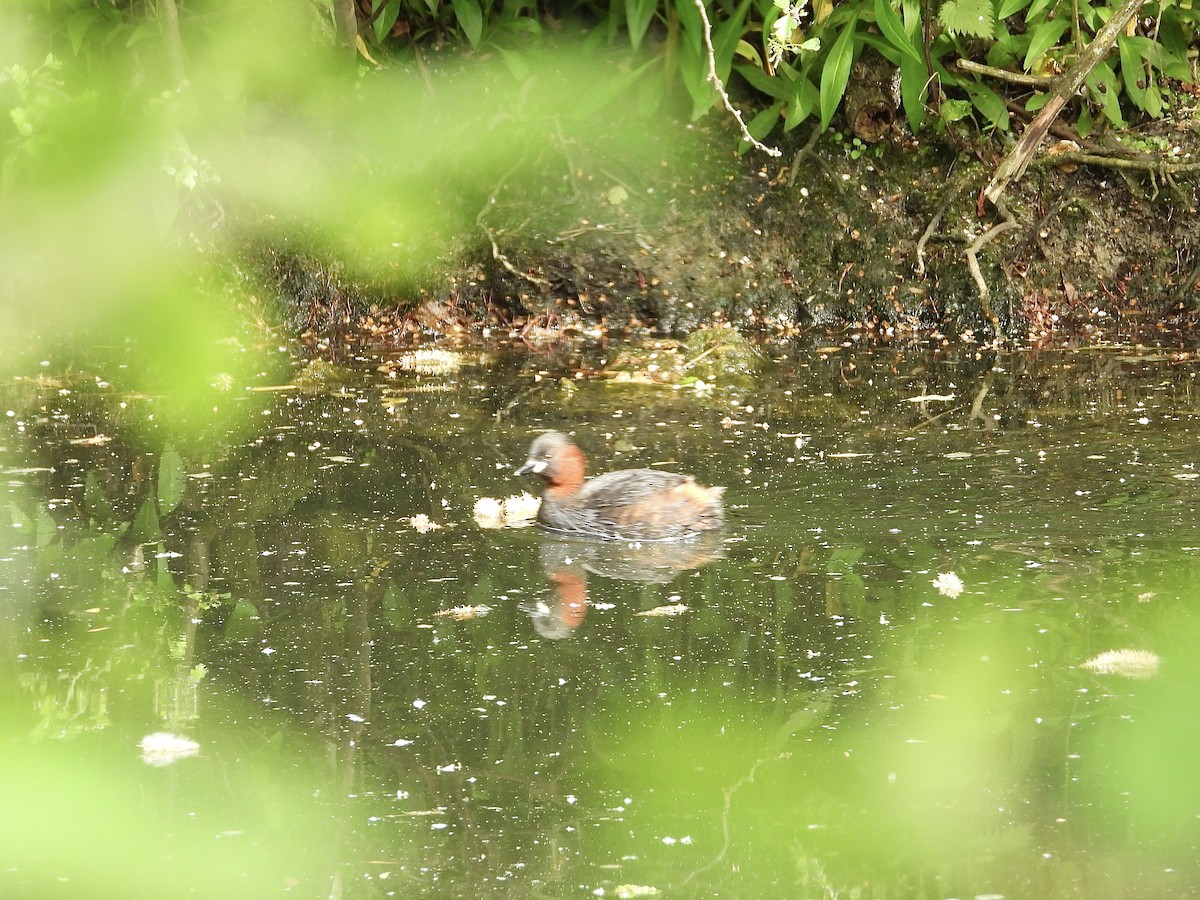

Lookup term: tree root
[1030,150,1200,201]
[916,167,975,277]
[476,156,551,290]
[966,198,1019,333]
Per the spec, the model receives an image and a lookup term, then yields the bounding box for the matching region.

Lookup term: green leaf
[1025,0,1057,21]
[675,0,704,54]
[625,0,657,50]
[734,62,792,100]
[1025,91,1050,112]
[997,0,1032,17]
[784,76,819,130]
[451,0,484,47]
[740,100,784,152]
[1023,18,1069,70]
[1076,106,1094,138]
[1118,36,1147,110]
[679,39,717,118]
[1158,12,1195,80]
[714,0,753,76]
[736,39,765,68]
[129,496,162,545]
[373,0,402,42]
[1143,80,1163,117]
[964,82,1008,128]
[568,56,656,119]
[986,19,1019,69]
[750,100,785,139]
[66,8,103,55]
[938,0,994,38]
[126,19,161,48]
[898,52,927,131]
[819,15,859,130]
[1087,61,1124,127]
[873,0,924,65]
[496,46,530,80]
[636,69,666,116]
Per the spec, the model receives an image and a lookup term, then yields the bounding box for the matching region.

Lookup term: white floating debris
[408,514,441,534]
[474,493,540,529]
[432,605,492,621]
[1081,649,1160,679]
[139,732,200,766]
[397,349,463,375]
[904,393,955,403]
[473,496,502,526]
[931,572,964,598]
[635,604,688,617]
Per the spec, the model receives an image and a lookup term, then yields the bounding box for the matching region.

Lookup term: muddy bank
[263,115,1200,343]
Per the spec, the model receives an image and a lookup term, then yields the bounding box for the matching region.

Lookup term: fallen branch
[983,0,1148,206]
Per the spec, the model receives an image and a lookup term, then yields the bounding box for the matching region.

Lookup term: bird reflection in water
[522,532,725,639]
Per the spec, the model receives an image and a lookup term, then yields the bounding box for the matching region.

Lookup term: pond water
[3,337,1200,898]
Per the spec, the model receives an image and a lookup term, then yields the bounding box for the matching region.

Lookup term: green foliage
[3,0,1195,248]
[366,0,1192,142]
[937,0,994,38]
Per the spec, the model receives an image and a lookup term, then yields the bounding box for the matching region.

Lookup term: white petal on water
[1081,649,1160,679]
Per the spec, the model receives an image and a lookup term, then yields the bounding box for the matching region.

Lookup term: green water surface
[2,341,1198,898]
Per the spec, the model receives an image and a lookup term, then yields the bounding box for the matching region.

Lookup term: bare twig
[787,124,824,186]
[159,0,186,86]
[692,0,782,157]
[330,0,359,58]
[957,58,1053,87]
[916,170,973,277]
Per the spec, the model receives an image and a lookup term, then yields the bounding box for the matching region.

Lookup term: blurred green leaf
[452,0,484,46]
[373,0,402,42]
[713,0,753,76]
[735,62,793,100]
[158,446,186,516]
[997,0,1032,17]
[625,0,657,50]
[129,496,162,545]
[66,8,103,54]
[784,75,820,130]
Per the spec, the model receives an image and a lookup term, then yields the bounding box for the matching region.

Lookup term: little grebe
[515,431,724,541]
